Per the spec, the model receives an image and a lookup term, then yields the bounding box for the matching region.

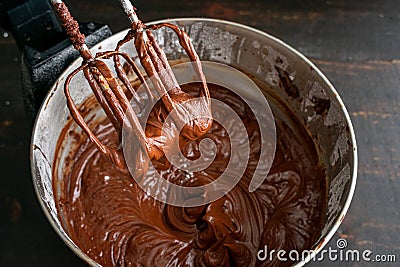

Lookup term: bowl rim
[31,17,358,266]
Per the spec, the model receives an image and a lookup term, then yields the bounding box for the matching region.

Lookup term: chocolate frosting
[54,83,326,266]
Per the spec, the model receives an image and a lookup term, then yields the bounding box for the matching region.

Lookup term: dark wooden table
[1,0,399,266]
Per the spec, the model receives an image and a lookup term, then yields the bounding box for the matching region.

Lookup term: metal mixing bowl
[31,18,357,266]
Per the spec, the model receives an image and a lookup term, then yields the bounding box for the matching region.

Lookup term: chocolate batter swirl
[54,82,326,266]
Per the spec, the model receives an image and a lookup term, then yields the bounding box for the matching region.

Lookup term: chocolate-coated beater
[115,0,212,140]
[50,0,212,172]
[51,0,146,171]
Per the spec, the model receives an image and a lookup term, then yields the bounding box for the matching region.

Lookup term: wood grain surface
[0,0,399,266]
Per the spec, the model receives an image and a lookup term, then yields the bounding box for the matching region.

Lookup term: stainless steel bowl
[31,18,357,266]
